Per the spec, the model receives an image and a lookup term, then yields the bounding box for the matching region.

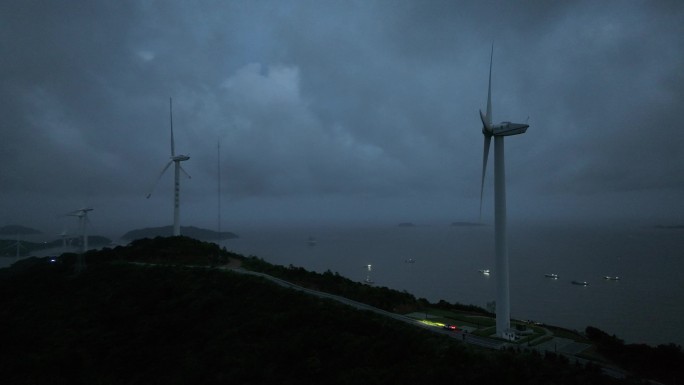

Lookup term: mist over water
[225,222,684,346]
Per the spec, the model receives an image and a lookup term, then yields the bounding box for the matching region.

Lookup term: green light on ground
[418,319,445,327]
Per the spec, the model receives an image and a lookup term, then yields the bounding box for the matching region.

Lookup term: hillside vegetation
[0,237,651,384]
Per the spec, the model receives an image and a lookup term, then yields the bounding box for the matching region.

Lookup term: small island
[654,224,684,230]
[121,225,239,241]
[451,221,485,227]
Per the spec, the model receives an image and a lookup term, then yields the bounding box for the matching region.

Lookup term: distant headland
[654,224,684,229]
[121,225,239,241]
[451,221,485,227]
[0,225,42,235]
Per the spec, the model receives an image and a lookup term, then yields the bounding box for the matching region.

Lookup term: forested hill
[0,237,651,384]
[121,225,238,240]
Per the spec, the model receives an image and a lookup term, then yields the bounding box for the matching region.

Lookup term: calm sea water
[223,223,684,347]
[3,222,680,346]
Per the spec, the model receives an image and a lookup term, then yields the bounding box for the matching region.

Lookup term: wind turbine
[14,237,22,258]
[6,235,26,260]
[67,207,93,272]
[217,138,222,241]
[478,45,529,339]
[58,229,69,253]
[146,98,191,236]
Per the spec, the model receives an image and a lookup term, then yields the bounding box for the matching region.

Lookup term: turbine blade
[169,97,175,157]
[146,160,173,198]
[486,43,493,126]
[179,165,192,179]
[479,135,492,219]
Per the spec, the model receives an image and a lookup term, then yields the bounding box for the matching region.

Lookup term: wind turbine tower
[67,207,93,272]
[147,98,191,236]
[478,45,529,339]
[13,235,24,259]
[58,229,69,253]
[217,139,222,239]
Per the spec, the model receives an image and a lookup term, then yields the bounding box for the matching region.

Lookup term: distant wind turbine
[217,138,222,240]
[58,229,69,253]
[67,207,93,272]
[478,44,529,339]
[146,98,191,236]
[6,235,26,259]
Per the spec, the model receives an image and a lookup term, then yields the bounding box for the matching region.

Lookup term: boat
[405,258,416,263]
[544,273,559,279]
[571,280,589,286]
[603,276,620,281]
[478,269,490,275]
[306,237,317,246]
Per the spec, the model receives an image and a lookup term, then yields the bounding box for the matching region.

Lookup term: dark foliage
[91,236,241,267]
[68,235,113,248]
[0,255,634,385]
[0,238,644,384]
[241,256,489,316]
[586,326,684,384]
[432,299,494,316]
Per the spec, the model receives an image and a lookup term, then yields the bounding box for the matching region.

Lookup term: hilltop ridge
[121,225,238,241]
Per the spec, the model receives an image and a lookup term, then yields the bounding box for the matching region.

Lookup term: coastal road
[227,267,507,350]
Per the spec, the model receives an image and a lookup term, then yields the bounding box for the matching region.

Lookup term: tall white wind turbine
[146,98,191,236]
[478,45,529,339]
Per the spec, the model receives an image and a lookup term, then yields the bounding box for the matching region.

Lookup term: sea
[221,222,684,347]
[2,222,681,347]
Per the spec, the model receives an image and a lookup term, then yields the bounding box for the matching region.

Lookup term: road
[227,267,508,350]
[224,266,633,379]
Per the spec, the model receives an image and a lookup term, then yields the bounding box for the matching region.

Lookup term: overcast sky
[2,0,683,238]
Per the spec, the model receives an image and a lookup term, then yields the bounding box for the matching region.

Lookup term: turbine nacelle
[171,154,190,162]
[67,207,93,218]
[491,122,528,136]
[481,110,528,137]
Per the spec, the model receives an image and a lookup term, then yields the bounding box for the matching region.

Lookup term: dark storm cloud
[513,2,684,196]
[1,0,683,235]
